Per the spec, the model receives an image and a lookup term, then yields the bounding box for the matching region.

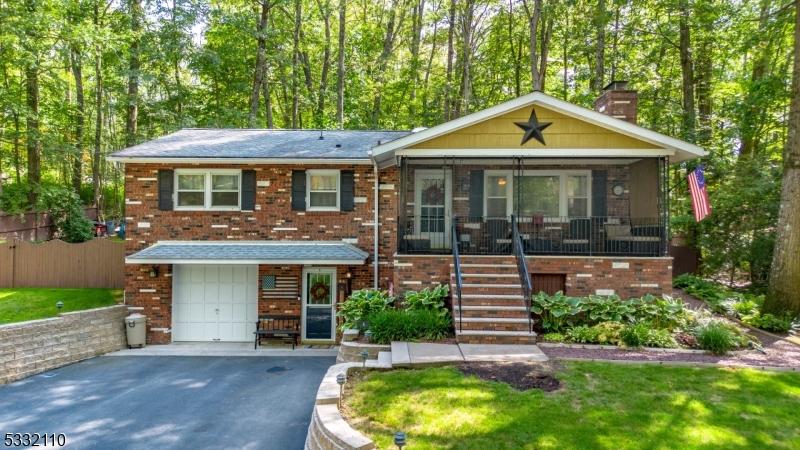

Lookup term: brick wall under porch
[392,254,673,299]
[125,263,374,344]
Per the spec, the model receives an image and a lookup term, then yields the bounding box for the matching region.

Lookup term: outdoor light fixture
[336,372,346,409]
[360,349,369,368]
[56,301,64,311]
[345,270,352,279]
[364,330,373,342]
[149,266,159,278]
[394,431,406,449]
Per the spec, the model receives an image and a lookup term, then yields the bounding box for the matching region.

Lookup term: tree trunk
[249,1,270,127]
[336,0,345,129]
[538,17,553,92]
[593,0,606,91]
[458,0,475,115]
[25,65,40,206]
[315,0,332,128]
[125,0,142,147]
[370,0,404,127]
[93,0,103,210]
[262,76,273,128]
[70,44,85,193]
[738,0,773,159]
[444,0,456,121]
[13,112,21,183]
[763,0,800,318]
[408,0,425,120]
[291,0,300,128]
[679,0,696,142]
[523,0,542,91]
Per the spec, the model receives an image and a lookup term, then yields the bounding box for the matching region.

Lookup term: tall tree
[336,0,345,128]
[593,0,606,91]
[24,0,42,205]
[249,0,271,127]
[678,0,696,141]
[125,0,142,147]
[69,3,86,193]
[763,0,800,317]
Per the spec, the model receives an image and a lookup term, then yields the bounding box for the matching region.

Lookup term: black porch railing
[451,218,464,332]
[399,215,667,257]
[511,216,533,333]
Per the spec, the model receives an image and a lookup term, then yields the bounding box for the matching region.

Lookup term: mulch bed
[458,361,561,391]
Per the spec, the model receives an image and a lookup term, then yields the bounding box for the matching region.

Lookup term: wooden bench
[254,314,301,350]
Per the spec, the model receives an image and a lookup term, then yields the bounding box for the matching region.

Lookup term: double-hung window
[487,170,591,218]
[175,170,241,210]
[307,170,340,211]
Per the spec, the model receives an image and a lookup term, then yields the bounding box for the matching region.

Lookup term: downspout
[372,155,379,289]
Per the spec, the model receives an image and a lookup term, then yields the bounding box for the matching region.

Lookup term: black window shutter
[291,170,306,211]
[158,169,174,211]
[469,170,484,219]
[592,170,607,217]
[340,170,355,211]
[241,170,256,211]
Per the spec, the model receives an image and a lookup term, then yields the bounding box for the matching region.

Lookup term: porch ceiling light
[497,178,506,186]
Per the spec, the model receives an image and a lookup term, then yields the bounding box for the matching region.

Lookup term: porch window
[487,170,590,217]
[516,175,559,216]
[567,175,589,216]
[175,169,242,210]
[307,170,340,211]
[486,175,510,217]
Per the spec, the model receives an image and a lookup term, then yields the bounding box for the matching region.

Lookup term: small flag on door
[688,165,712,222]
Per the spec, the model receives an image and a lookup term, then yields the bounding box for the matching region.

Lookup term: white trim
[127,258,365,265]
[174,168,242,211]
[106,156,373,165]
[372,91,704,163]
[306,169,341,211]
[301,267,337,342]
[395,148,676,158]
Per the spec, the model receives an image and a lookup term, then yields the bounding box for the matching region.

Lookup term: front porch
[396,157,669,258]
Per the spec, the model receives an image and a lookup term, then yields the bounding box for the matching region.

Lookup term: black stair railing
[451,216,464,332]
[511,215,533,333]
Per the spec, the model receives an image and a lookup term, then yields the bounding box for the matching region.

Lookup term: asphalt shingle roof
[110,128,411,159]
[126,241,369,264]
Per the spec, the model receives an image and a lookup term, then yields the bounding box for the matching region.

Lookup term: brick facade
[392,254,672,299]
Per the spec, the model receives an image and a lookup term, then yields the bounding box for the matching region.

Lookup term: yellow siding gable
[409,104,663,150]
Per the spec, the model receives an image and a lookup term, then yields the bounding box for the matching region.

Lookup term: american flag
[688,165,712,222]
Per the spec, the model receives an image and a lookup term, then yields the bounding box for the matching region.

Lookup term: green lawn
[345,362,800,449]
[0,288,123,324]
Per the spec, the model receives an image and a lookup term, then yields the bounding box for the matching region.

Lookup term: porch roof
[125,241,369,265]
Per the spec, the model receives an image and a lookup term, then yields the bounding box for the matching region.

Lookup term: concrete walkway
[389,342,547,367]
[109,342,339,357]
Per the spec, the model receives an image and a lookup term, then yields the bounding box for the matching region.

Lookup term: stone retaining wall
[305,363,375,450]
[0,305,128,384]
[336,341,390,363]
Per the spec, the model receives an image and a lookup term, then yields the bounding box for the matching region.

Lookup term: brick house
[110,83,705,345]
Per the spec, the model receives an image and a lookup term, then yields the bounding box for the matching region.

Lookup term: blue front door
[303,268,336,340]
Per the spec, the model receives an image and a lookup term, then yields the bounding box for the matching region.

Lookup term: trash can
[125,314,147,348]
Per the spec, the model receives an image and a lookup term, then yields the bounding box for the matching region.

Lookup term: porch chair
[562,218,591,253]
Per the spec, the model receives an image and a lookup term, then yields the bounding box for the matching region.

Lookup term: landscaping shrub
[404,284,449,316]
[541,332,565,343]
[620,323,677,348]
[742,313,793,333]
[338,289,394,330]
[695,321,739,354]
[566,326,599,344]
[592,321,624,345]
[367,309,451,344]
[531,291,583,332]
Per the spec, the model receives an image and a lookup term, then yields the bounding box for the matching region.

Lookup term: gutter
[372,156,379,289]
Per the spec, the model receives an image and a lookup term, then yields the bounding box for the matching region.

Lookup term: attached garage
[172,265,258,342]
[125,241,369,344]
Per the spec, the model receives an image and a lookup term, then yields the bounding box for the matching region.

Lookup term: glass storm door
[414,170,451,248]
[302,268,336,340]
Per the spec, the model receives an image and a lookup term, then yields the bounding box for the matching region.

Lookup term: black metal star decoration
[515,108,552,146]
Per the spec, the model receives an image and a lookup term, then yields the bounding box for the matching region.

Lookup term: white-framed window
[484,171,512,218]
[175,169,241,211]
[485,170,591,218]
[306,169,340,211]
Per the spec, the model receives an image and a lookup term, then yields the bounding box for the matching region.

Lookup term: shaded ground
[541,289,800,369]
[0,355,334,450]
[457,361,560,391]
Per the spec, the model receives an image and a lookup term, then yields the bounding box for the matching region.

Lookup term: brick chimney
[594,80,638,124]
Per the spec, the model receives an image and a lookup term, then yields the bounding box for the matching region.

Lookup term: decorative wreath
[310,281,330,302]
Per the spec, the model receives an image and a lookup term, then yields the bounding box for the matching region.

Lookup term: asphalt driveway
[0,355,335,450]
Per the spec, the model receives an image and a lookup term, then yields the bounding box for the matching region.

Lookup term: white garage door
[172,265,258,342]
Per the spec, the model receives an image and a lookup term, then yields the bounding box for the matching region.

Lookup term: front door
[302,267,336,340]
[414,169,452,248]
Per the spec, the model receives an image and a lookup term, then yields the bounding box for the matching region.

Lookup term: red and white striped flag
[688,165,712,222]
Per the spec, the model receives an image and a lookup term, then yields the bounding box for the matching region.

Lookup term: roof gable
[373,92,705,163]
